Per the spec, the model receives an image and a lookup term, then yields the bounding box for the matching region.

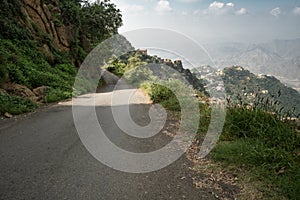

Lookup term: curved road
[0,72,236,199]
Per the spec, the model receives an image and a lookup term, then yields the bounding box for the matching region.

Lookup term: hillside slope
[194,66,300,117]
[106,50,207,94]
[0,0,129,116]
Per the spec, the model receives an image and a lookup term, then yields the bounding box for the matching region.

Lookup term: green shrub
[0,0,124,116]
[55,64,77,76]
[106,64,125,77]
[6,63,29,86]
[160,97,180,111]
[149,83,176,103]
[0,94,37,115]
[141,79,198,112]
[45,88,72,103]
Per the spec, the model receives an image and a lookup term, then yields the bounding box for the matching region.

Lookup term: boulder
[4,112,13,118]
[3,83,37,102]
[33,86,49,102]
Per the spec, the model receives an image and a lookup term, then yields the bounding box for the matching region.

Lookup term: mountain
[202,39,300,92]
[263,39,300,60]
[193,66,300,117]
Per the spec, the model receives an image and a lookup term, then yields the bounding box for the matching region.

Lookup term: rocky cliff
[0,0,124,116]
[24,0,72,50]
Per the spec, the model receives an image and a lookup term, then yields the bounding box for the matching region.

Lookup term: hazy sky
[107,0,300,44]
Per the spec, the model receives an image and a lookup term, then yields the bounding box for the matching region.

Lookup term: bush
[55,64,77,76]
[106,64,125,77]
[45,88,72,103]
[149,83,176,103]
[0,93,37,115]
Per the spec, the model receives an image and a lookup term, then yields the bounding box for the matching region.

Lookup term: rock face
[163,59,207,94]
[22,0,73,52]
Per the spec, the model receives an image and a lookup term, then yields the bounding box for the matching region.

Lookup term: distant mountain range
[201,39,300,92]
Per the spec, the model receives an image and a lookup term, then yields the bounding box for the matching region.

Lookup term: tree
[80,0,123,46]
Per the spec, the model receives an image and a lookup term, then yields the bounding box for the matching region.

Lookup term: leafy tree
[80,0,123,47]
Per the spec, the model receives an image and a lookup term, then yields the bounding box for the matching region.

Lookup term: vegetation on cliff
[0,0,123,115]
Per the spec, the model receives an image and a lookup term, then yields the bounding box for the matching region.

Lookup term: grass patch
[211,107,300,199]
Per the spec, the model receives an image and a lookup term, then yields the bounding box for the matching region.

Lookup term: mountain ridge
[193,65,300,117]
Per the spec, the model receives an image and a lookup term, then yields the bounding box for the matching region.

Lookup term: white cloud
[204,1,236,15]
[226,3,234,7]
[209,1,225,9]
[155,0,172,13]
[293,7,300,15]
[120,4,145,13]
[235,8,247,15]
[270,7,281,17]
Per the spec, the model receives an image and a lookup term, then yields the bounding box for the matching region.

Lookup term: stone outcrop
[2,84,49,103]
[33,86,49,102]
[173,60,207,94]
[22,0,73,52]
[3,83,37,102]
[161,58,207,94]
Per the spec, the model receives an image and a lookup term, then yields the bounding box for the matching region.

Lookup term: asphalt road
[0,73,235,200]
